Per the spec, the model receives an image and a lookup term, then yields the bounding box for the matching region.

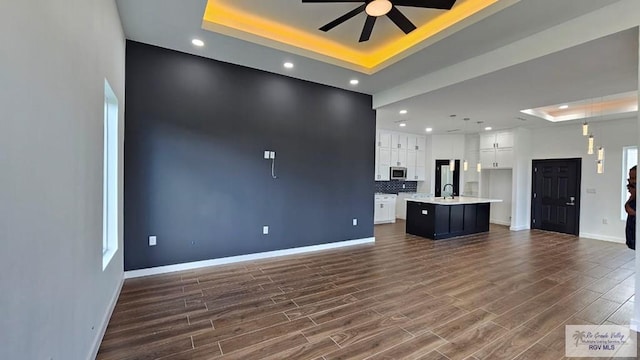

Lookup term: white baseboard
[125,237,376,279]
[510,224,530,231]
[374,219,396,224]
[579,232,625,244]
[89,277,124,360]
[631,318,640,332]
[491,219,511,226]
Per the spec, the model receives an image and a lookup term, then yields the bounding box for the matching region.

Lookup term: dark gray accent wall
[124,41,375,271]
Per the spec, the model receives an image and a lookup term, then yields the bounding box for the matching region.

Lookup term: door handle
[566,196,575,206]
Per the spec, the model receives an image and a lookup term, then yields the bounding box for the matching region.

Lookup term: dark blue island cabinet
[406,200,492,240]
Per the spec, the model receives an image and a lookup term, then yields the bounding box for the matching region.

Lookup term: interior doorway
[435,159,460,197]
[531,158,581,235]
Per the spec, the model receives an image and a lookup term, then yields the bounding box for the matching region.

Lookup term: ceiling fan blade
[386,7,416,34]
[392,0,457,10]
[359,15,376,42]
[319,4,366,31]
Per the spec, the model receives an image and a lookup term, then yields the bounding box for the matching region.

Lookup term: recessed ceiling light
[399,123,406,127]
[350,79,359,85]
[283,62,294,69]
[484,127,492,131]
[399,110,408,115]
[559,104,569,109]
[425,128,433,132]
[191,39,204,47]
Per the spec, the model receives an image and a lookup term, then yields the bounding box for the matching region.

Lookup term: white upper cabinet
[407,135,417,151]
[407,151,417,169]
[495,131,514,148]
[376,130,426,180]
[392,133,408,150]
[391,149,408,167]
[375,147,391,180]
[378,131,392,148]
[480,148,496,169]
[480,131,514,149]
[495,147,514,168]
[479,134,496,150]
[375,130,391,180]
[479,130,514,169]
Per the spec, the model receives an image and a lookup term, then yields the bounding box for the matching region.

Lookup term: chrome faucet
[443,183,454,199]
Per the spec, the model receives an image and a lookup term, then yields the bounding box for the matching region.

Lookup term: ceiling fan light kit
[366,0,393,16]
[302,0,457,42]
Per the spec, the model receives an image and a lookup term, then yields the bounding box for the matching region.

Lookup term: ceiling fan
[302,0,458,42]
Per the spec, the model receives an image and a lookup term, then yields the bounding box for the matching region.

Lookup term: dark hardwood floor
[98,222,636,360]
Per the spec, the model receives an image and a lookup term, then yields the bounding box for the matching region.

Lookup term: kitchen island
[406,197,502,240]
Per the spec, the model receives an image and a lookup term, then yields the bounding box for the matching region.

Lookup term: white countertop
[374,193,397,198]
[406,196,502,205]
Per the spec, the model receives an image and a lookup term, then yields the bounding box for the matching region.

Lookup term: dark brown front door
[531,158,581,235]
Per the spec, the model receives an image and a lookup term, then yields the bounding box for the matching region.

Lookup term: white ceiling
[377,29,639,134]
[115,0,638,134]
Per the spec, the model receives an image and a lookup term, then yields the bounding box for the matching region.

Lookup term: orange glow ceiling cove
[202,0,519,74]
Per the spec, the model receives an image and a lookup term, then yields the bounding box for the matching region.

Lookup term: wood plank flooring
[98,222,637,360]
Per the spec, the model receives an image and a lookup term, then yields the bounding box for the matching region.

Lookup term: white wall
[418,135,434,193]
[531,117,638,243]
[463,134,480,195]
[0,1,125,359]
[483,169,513,225]
[511,127,532,230]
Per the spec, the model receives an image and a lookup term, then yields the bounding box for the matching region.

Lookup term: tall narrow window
[103,80,118,270]
[621,146,637,220]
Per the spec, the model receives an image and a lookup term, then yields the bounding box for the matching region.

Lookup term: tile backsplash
[375,180,418,194]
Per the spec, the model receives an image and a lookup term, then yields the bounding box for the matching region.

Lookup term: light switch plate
[586,188,596,194]
[263,226,269,235]
[149,235,157,246]
[352,218,357,226]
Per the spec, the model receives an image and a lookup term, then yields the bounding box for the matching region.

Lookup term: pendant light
[463,118,469,171]
[449,133,455,172]
[476,121,483,172]
[594,98,605,173]
[582,98,592,136]
[587,134,594,155]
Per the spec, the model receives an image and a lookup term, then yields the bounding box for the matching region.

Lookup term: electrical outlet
[352,218,358,226]
[264,150,270,159]
[402,184,406,189]
[602,218,608,224]
[149,235,157,246]
[263,226,269,235]
[270,151,276,159]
